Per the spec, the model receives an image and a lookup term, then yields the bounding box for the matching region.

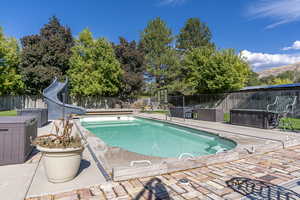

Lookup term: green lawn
[0,110,17,116]
[224,113,230,123]
[279,118,300,130]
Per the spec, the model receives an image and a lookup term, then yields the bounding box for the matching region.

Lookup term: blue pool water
[81,117,236,158]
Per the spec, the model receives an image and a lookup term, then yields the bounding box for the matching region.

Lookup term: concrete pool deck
[1,113,300,199]
[26,144,300,199]
[77,113,300,182]
[0,122,107,200]
[137,113,300,148]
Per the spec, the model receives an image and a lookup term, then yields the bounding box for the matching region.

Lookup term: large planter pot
[37,145,84,183]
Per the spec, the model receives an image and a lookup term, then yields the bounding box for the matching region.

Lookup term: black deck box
[194,108,224,122]
[230,109,273,129]
[0,116,37,165]
[169,107,193,118]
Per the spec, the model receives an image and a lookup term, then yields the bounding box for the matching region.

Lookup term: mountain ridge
[257,62,300,78]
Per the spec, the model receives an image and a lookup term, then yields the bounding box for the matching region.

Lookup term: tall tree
[246,71,261,86]
[68,29,122,97]
[0,27,24,95]
[20,16,74,94]
[140,17,179,90]
[184,47,250,94]
[176,18,213,52]
[113,37,145,98]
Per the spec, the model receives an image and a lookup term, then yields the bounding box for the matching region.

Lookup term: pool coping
[74,114,300,182]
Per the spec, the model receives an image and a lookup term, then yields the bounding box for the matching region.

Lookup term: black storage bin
[195,108,224,122]
[169,107,193,118]
[0,116,37,165]
[230,109,272,129]
[17,108,48,127]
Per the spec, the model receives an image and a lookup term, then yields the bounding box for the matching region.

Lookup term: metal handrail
[267,96,297,114]
[130,160,152,167]
[178,153,195,160]
[216,148,227,154]
[267,97,278,112]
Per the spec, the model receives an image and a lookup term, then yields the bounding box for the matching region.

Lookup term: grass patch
[279,118,300,130]
[0,110,17,116]
[224,113,230,123]
[141,110,168,114]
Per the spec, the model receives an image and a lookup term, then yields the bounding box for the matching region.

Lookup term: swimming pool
[81,117,236,158]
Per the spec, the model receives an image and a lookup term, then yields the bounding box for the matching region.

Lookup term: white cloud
[241,50,300,71]
[248,0,300,29]
[282,41,300,51]
[159,0,187,6]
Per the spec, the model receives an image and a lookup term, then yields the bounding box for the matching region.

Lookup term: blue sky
[1,0,300,71]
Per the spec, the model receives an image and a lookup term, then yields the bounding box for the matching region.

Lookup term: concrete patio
[0,122,106,200]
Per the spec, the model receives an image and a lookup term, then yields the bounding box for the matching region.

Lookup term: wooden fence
[168,89,300,118]
[2,88,300,118]
[0,96,47,111]
[0,96,154,111]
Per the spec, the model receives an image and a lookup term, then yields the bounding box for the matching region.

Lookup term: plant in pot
[32,116,85,183]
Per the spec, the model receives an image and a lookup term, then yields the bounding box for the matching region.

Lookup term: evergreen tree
[68,29,122,97]
[20,16,73,94]
[176,18,213,52]
[140,17,179,90]
[113,37,145,98]
[0,27,24,95]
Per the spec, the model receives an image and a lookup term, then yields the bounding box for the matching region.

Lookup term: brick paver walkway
[26,145,300,200]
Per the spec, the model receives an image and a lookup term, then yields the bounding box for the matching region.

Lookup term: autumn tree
[20,16,73,94]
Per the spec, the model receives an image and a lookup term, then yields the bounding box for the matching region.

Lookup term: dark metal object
[0,116,37,165]
[178,178,190,185]
[226,177,300,199]
[17,108,48,127]
[267,96,297,130]
[134,178,170,200]
[194,108,224,122]
[230,109,273,129]
[43,77,86,120]
[169,107,193,119]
